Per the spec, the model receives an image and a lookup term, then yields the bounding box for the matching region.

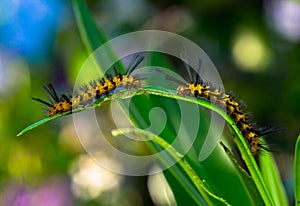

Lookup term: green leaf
[17,116,61,137]
[259,139,288,206]
[294,134,300,205]
[17,97,106,137]
[136,87,276,206]
[72,0,124,73]
[112,128,230,206]
[72,0,107,54]
[221,142,264,206]
[127,53,212,205]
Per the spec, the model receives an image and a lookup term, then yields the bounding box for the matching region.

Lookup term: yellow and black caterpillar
[160,65,277,155]
[33,55,144,117]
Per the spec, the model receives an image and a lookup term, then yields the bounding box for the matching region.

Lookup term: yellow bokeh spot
[232,30,271,72]
[7,143,42,181]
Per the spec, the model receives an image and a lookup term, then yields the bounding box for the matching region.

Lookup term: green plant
[18,1,297,205]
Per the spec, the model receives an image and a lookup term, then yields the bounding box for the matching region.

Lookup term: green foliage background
[1,0,299,205]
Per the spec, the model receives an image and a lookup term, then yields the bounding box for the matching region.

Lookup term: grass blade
[112,127,230,206]
[259,139,288,206]
[294,134,300,205]
[221,142,264,206]
[72,0,107,54]
[72,0,125,73]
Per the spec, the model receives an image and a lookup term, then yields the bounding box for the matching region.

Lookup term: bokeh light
[69,154,122,200]
[232,29,271,72]
[265,0,300,42]
[148,167,176,206]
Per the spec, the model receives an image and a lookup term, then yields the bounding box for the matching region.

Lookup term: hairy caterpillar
[158,64,275,155]
[33,55,144,117]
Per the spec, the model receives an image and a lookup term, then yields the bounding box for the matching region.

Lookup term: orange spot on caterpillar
[33,55,144,117]
[48,101,72,117]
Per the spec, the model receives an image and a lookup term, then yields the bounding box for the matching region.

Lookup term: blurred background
[0,0,299,205]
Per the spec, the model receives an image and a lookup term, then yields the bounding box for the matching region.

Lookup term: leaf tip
[16,130,25,137]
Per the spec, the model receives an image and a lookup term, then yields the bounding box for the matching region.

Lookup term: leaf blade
[112,128,230,206]
[294,134,300,205]
[72,0,107,54]
[259,139,288,206]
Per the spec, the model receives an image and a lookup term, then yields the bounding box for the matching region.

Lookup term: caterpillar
[157,65,275,155]
[33,55,144,117]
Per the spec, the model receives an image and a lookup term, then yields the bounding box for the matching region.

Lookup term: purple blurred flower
[1,176,74,206]
[265,0,300,41]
